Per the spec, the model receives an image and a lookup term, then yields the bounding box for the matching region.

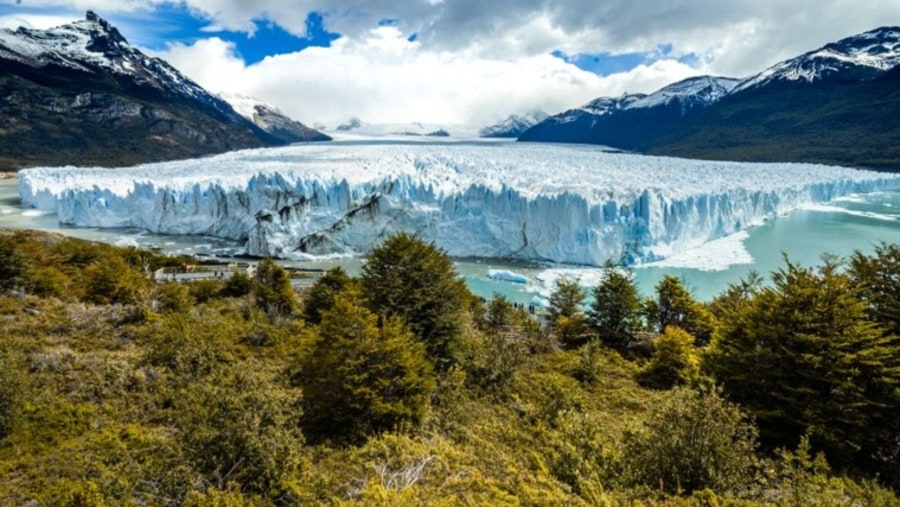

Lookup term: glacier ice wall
[18,141,900,265]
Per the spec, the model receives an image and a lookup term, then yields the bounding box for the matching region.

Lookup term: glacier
[18,140,900,266]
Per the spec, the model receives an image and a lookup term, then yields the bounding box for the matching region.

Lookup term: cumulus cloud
[154,25,701,127]
[8,0,900,127]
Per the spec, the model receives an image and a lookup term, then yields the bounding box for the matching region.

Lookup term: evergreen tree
[360,233,468,367]
[588,266,641,351]
[849,243,900,336]
[300,294,436,443]
[650,275,717,345]
[302,267,352,325]
[548,276,588,347]
[253,258,295,316]
[706,258,900,475]
[708,271,763,322]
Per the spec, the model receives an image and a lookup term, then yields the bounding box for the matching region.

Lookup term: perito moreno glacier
[18,140,900,266]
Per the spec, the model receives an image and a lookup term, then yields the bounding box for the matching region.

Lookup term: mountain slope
[479,111,549,138]
[219,93,330,144]
[520,26,900,170]
[648,64,900,168]
[519,76,740,147]
[0,11,282,171]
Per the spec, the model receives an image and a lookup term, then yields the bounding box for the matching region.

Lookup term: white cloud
[9,1,900,127]
[154,26,703,128]
[0,13,78,29]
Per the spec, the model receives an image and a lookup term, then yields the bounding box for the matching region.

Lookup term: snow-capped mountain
[626,76,742,110]
[521,26,900,169]
[734,26,900,93]
[479,111,549,138]
[219,93,330,144]
[0,11,281,170]
[330,118,477,138]
[519,76,739,146]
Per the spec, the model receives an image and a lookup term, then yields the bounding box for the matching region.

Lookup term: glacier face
[18,141,900,266]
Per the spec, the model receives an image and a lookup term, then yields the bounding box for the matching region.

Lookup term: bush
[153,282,191,314]
[622,387,758,495]
[222,270,252,298]
[174,366,304,494]
[83,255,147,305]
[637,326,700,389]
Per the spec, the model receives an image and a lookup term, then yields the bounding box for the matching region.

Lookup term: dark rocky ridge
[0,11,326,171]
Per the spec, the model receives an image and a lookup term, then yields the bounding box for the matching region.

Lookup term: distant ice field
[18,139,900,266]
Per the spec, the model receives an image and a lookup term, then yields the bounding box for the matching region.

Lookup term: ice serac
[18,142,900,266]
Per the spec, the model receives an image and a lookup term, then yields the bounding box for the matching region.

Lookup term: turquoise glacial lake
[2,179,899,303]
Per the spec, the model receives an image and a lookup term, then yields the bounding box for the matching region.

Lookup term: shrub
[622,387,758,495]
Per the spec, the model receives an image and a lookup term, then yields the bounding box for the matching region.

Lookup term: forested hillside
[0,230,899,505]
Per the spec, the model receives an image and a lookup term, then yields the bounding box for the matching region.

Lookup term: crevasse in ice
[18,141,900,265]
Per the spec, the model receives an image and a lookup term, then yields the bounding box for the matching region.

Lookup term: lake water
[2,178,900,304]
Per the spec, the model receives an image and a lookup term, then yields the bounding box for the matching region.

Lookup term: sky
[1,1,900,128]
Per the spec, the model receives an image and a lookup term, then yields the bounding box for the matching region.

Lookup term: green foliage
[588,266,642,351]
[302,267,352,325]
[708,271,763,322]
[0,234,25,291]
[299,294,436,443]
[144,313,237,381]
[174,365,304,495]
[483,293,516,331]
[547,276,589,347]
[188,279,223,304]
[648,275,717,345]
[0,352,25,439]
[637,326,701,390]
[82,255,147,305]
[458,326,529,397]
[706,257,900,476]
[622,387,758,494]
[360,233,468,367]
[252,258,296,316]
[849,243,900,336]
[221,270,252,298]
[153,281,191,313]
[1,231,900,504]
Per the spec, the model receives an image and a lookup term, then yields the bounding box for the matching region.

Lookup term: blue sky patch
[0,3,340,66]
[553,44,698,76]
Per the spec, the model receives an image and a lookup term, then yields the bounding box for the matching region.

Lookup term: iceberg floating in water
[18,140,900,266]
[488,269,529,284]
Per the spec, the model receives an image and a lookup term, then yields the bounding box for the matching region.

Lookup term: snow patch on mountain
[480,111,549,138]
[218,93,330,143]
[734,26,900,92]
[19,141,900,266]
[0,11,235,116]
